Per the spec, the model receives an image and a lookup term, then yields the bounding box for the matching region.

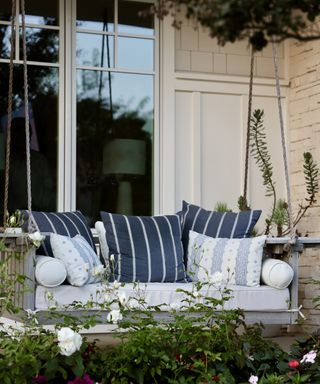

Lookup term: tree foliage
[151,0,320,50]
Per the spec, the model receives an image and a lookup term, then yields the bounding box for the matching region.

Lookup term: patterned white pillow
[187,231,267,286]
[50,233,103,286]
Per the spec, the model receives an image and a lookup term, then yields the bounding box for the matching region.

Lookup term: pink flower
[301,350,317,364]
[67,374,94,384]
[33,375,47,384]
[288,360,300,369]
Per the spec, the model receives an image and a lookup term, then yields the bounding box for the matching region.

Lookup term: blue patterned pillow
[179,201,262,255]
[187,231,267,286]
[30,210,95,257]
[100,211,187,283]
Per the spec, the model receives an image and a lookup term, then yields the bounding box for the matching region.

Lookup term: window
[0,0,155,225]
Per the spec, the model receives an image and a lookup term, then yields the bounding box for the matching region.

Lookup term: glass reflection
[0,25,10,59]
[118,0,154,35]
[76,70,153,224]
[77,33,114,68]
[0,0,11,22]
[0,64,58,215]
[77,0,114,32]
[20,28,59,63]
[118,36,153,71]
[22,0,59,26]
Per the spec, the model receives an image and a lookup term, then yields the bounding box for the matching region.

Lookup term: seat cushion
[30,210,95,257]
[179,201,262,255]
[100,211,187,283]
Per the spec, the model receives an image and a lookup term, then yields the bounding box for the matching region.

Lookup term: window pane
[118,0,154,36]
[22,0,59,26]
[21,28,59,63]
[0,0,12,22]
[0,64,58,215]
[118,36,153,71]
[77,33,114,68]
[0,25,10,59]
[77,0,114,32]
[76,70,153,224]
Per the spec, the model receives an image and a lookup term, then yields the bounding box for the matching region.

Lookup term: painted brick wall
[289,39,320,333]
[175,21,285,78]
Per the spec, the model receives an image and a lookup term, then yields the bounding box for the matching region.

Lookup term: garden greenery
[1,240,320,383]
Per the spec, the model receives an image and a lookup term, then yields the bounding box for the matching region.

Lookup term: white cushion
[187,231,266,287]
[35,256,67,288]
[94,221,109,269]
[261,258,294,289]
[50,233,103,287]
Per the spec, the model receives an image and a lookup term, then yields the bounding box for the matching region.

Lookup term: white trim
[0,59,59,67]
[76,65,154,75]
[192,92,201,205]
[158,16,175,214]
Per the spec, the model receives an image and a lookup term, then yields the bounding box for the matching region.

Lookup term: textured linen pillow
[187,230,267,286]
[29,210,95,257]
[100,211,187,283]
[50,233,103,286]
[35,256,67,288]
[180,201,262,254]
[261,258,294,289]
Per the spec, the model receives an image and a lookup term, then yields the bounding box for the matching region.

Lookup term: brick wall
[175,21,285,78]
[289,39,320,333]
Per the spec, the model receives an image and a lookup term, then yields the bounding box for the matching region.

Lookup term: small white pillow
[261,258,294,289]
[35,256,67,288]
[187,231,266,287]
[50,233,103,287]
[94,221,109,269]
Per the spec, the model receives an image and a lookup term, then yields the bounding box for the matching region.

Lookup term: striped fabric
[30,211,95,257]
[179,201,262,256]
[100,211,187,283]
[187,231,267,286]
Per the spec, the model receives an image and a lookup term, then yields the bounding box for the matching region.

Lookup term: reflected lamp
[103,138,146,215]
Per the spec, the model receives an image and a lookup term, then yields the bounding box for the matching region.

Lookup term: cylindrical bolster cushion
[261,258,294,289]
[35,256,67,287]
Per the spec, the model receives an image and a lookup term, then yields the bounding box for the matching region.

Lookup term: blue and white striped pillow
[100,212,187,283]
[187,231,267,286]
[30,210,95,257]
[179,201,262,256]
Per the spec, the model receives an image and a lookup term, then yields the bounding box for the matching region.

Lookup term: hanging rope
[243,48,255,203]
[3,0,38,233]
[271,39,295,240]
[3,0,16,229]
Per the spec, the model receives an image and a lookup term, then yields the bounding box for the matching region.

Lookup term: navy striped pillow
[100,211,187,283]
[30,210,95,257]
[180,201,262,255]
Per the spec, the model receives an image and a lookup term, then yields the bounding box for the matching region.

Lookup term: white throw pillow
[187,231,267,287]
[94,221,109,270]
[50,233,103,286]
[35,256,67,287]
[261,258,294,289]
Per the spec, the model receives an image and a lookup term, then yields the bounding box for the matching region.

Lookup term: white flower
[210,271,223,285]
[113,280,121,289]
[118,292,127,306]
[9,216,16,226]
[301,350,317,364]
[92,265,105,277]
[107,309,123,324]
[193,290,201,298]
[110,254,115,263]
[248,375,258,384]
[56,327,82,356]
[28,231,45,247]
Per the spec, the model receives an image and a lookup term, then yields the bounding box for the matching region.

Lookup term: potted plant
[4,210,24,235]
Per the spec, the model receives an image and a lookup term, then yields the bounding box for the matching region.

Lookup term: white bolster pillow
[35,256,67,288]
[261,258,294,289]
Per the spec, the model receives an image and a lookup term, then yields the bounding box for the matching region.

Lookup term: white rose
[92,265,105,277]
[113,280,121,289]
[107,309,123,324]
[28,231,45,247]
[110,254,115,263]
[56,327,82,356]
[118,292,127,306]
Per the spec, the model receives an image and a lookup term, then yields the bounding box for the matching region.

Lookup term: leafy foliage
[150,0,320,51]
